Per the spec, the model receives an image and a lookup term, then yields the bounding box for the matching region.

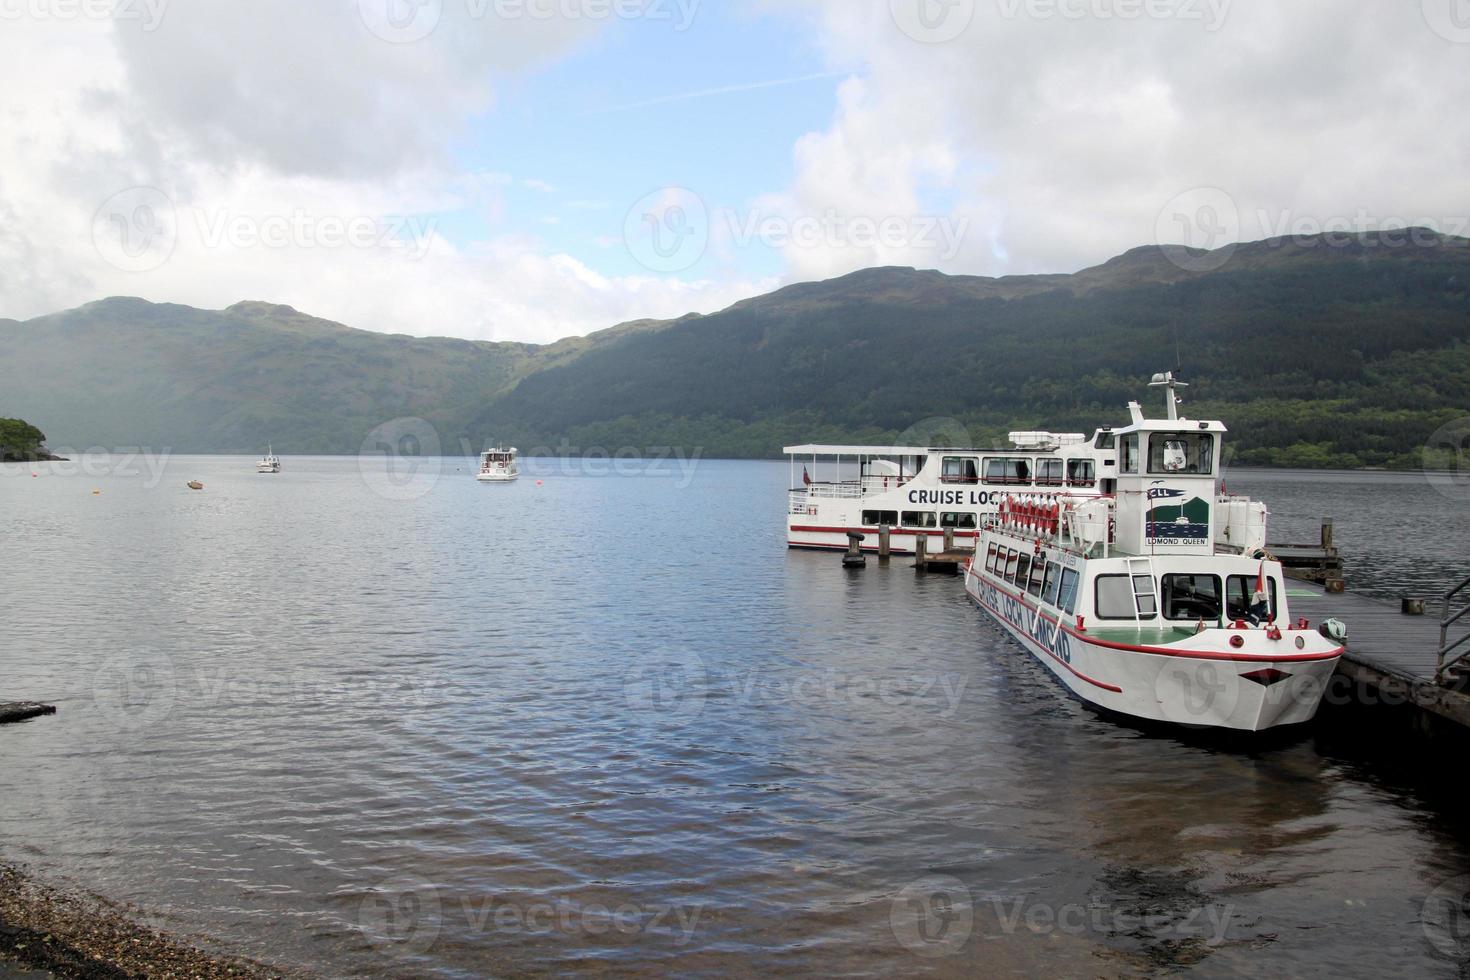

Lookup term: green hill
[4,230,1469,467]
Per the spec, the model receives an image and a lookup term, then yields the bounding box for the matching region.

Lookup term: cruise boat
[960,374,1344,731]
[476,447,519,483]
[256,445,280,473]
[786,434,1109,554]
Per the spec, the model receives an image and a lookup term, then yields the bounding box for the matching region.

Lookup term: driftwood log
[0,703,56,725]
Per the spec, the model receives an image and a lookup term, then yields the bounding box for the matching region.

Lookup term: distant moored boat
[256,444,281,473]
[477,447,519,482]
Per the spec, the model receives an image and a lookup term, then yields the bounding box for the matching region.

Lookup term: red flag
[802,465,812,487]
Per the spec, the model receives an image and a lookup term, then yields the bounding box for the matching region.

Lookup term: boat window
[1161,574,1223,621]
[1042,562,1062,605]
[1058,568,1080,614]
[985,543,999,573]
[1094,432,1116,449]
[862,510,898,527]
[940,512,978,530]
[1036,459,1064,487]
[1027,558,1046,596]
[1066,459,1096,487]
[1095,574,1157,619]
[1226,574,1278,623]
[941,457,980,484]
[1013,553,1031,588]
[902,511,938,529]
[1120,434,1140,474]
[983,457,1033,485]
[1148,433,1214,475]
[1004,549,1020,582]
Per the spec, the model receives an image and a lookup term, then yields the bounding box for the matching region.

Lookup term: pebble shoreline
[0,864,299,980]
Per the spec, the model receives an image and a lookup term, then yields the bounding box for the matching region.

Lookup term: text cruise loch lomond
[961,374,1344,732]
[786,433,1110,554]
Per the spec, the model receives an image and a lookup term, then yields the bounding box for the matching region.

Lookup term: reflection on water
[1,459,1468,977]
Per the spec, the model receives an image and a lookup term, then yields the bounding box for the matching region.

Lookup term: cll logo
[1147,490,1210,541]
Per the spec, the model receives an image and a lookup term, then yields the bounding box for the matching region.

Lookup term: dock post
[915,534,928,572]
[944,527,955,552]
[879,525,891,562]
[842,531,866,569]
[1322,520,1335,551]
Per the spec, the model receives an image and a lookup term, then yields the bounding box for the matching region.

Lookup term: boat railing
[792,478,908,501]
[1435,574,1470,684]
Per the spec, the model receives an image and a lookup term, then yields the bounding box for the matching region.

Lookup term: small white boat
[256,445,281,473]
[960,374,1344,732]
[477,447,519,483]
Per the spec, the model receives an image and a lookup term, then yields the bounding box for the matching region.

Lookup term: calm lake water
[2,456,1470,977]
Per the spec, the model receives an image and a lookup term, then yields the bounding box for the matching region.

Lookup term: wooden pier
[1289,583,1470,730]
[1269,520,1346,592]
[913,531,974,574]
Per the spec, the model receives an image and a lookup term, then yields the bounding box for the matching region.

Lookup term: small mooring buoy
[1401,597,1426,616]
[842,531,866,569]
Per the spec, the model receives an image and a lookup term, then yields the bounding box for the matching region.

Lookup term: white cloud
[0,7,763,343]
[773,0,1470,278]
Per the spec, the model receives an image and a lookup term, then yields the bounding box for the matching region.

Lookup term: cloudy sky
[1,0,1467,343]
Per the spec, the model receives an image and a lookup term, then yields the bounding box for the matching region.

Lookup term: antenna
[1149,371,1189,421]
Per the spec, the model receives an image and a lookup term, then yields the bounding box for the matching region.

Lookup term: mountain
[4,230,1470,467]
[478,231,1470,467]
[0,298,673,454]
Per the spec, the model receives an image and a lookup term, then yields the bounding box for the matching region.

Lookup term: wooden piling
[878,525,891,561]
[915,534,928,572]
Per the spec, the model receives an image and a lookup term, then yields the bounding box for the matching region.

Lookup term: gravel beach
[0,864,297,980]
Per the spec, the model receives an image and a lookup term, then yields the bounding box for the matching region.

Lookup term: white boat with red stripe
[785,432,1110,554]
[960,374,1344,732]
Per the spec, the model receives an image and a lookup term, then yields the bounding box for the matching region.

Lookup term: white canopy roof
[784,444,965,456]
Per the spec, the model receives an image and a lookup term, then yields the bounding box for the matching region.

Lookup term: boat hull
[788,524,977,554]
[964,571,1342,732]
[476,472,518,483]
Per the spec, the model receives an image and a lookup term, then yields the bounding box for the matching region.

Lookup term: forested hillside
[5,231,1468,467]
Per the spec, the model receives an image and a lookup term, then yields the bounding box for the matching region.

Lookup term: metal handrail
[1435,574,1470,684]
